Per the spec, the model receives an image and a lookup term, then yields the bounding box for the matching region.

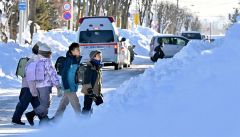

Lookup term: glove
[57,87,63,97]
[87,89,103,105]
[94,95,103,106]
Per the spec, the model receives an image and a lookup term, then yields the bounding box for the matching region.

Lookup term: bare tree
[96,0,105,16]
[136,0,153,26]
[191,17,201,31]
[153,1,199,34]
[0,0,18,42]
[146,0,154,27]
[120,0,132,29]
[29,0,37,40]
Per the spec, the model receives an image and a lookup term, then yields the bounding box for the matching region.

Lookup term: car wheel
[114,63,119,70]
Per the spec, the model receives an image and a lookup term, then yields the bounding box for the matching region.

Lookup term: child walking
[12,44,40,125]
[81,50,103,115]
[33,42,61,124]
[54,43,82,119]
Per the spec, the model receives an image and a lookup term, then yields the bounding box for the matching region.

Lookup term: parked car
[149,35,189,62]
[77,16,131,70]
[181,31,202,40]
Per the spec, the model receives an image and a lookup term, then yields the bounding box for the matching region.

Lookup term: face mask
[92,59,103,67]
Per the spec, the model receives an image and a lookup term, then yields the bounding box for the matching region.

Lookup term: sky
[165,0,240,19]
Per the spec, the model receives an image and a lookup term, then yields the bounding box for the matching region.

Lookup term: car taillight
[79,18,84,24]
[114,45,118,54]
[108,17,115,23]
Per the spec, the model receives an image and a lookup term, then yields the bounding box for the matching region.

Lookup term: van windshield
[181,33,202,40]
[79,30,114,43]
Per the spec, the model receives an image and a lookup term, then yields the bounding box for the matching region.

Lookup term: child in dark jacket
[81,50,103,115]
[12,43,40,125]
[54,43,82,118]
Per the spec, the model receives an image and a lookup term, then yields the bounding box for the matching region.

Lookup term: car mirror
[120,37,126,42]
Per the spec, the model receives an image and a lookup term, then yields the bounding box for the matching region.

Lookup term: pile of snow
[27,21,240,137]
[0,42,31,88]
[118,26,159,56]
[32,30,75,53]
[0,30,74,88]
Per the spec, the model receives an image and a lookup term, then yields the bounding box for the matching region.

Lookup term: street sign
[63,11,72,21]
[63,2,71,11]
[18,2,26,11]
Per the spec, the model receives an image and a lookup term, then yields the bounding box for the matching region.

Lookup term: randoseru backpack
[25,60,45,81]
[16,57,30,78]
[55,56,66,76]
[75,64,87,85]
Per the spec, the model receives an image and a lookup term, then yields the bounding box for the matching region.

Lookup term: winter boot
[81,108,93,118]
[12,119,25,125]
[39,116,50,126]
[25,111,36,126]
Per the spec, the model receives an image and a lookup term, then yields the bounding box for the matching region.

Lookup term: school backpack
[25,60,45,81]
[75,64,87,85]
[55,56,66,76]
[16,57,30,78]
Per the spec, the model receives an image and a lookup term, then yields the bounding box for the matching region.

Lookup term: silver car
[149,35,189,62]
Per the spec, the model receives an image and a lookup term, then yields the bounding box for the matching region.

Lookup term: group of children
[12,42,103,126]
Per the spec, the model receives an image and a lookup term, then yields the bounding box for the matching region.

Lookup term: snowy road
[0,64,152,137]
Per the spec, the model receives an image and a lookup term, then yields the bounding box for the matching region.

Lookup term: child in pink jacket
[33,42,61,125]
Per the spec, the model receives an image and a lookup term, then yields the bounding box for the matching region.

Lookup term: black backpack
[16,57,30,78]
[55,56,66,76]
[75,64,87,85]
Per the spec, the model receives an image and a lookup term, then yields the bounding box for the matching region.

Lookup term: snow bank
[0,30,73,88]
[118,26,159,56]
[26,21,240,137]
[0,42,31,88]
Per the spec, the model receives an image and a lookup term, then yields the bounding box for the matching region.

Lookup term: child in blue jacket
[54,43,82,118]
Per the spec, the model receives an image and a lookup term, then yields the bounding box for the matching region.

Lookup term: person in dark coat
[12,44,40,125]
[81,50,103,115]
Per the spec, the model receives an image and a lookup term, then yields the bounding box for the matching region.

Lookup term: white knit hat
[38,42,51,52]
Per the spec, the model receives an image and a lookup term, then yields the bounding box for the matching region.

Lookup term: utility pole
[86,0,89,16]
[209,22,212,41]
[70,0,73,30]
[18,0,26,44]
[177,0,179,9]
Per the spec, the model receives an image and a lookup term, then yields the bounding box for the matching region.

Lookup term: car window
[158,37,172,45]
[181,33,202,40]
[79,30,114,43]
[172,38,186,46]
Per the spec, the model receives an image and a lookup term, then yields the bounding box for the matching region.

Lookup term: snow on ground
[23,21,240,137]
[0,65,149,137]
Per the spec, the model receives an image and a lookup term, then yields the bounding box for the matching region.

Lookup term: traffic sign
[63,11,72,21]
[63,2,71,11]
[18,2,26,11]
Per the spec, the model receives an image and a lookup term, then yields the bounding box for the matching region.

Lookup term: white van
[77,16,131,70]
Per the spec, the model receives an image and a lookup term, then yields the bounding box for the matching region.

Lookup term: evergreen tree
[36,0,60,31]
